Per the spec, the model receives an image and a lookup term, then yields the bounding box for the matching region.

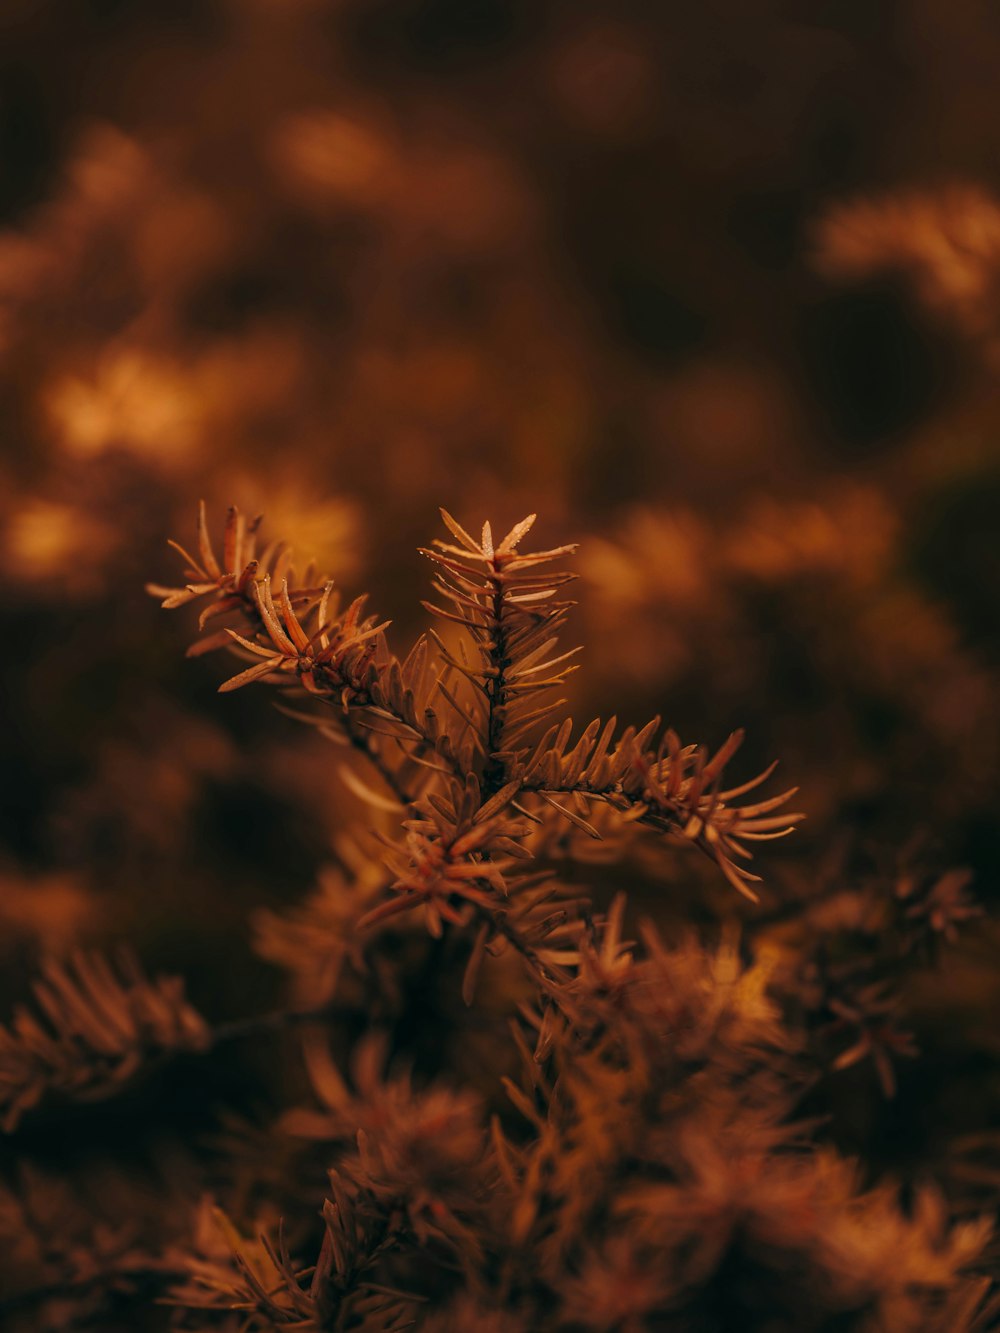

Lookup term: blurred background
[2,0,999,1199]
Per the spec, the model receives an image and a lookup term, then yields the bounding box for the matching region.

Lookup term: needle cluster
[0,505,991,1333]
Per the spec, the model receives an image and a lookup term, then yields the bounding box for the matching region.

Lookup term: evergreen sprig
[0,505,991,1331]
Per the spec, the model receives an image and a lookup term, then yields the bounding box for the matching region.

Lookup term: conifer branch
[6,497,987,1330]
[164,1191,416,1332]
[0,950,210,1132]
[152,506,801,965]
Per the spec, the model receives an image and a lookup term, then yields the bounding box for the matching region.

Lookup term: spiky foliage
[481,915,995,1332]
[0,950,209,1131]
[152,506,800,972]
[759,860,985,1097]
[161,915,996,1333]
[1,505,992,1332]
[164,1191,416,1333]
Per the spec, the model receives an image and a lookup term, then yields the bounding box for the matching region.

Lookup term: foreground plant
[0,505,993,1332]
